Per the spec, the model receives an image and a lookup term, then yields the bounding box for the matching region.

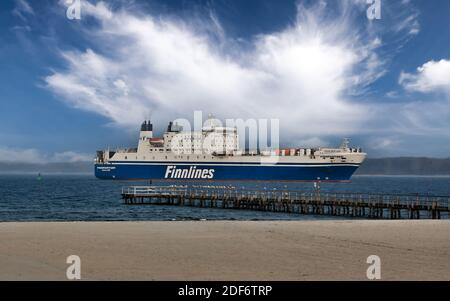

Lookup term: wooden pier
[121,186,450,219]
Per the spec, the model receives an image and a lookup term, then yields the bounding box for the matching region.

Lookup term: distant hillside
[1,158,450,175]
[356,157,450,175]
[0,162,92,173]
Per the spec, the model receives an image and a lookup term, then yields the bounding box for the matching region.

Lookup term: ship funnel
[167,121,182,132]
[141,120,153,132]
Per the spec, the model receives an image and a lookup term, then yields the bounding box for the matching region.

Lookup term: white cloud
[12,0,34,21]
[42,0,437,156]
[375,59,450,147]
[399,59,450,93]
[0,147,42,164]
[0,147,92,163]
[113,79,130,96]
[369,137,400,150]
[385,90,400,98]
[15,0,34,14]
[394,101,450,137]
[393,12,420,36]
[45,1,389,141]
[296,137,329,148]
[51,151,93,163]
[11,25,31,32]
[362,93,450,151]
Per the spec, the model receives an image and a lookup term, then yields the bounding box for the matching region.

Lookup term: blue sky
[1,0,450,162]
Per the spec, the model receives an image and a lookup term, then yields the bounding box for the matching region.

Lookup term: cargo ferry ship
[95,119,366,181]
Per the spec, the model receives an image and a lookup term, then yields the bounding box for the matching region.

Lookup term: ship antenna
[340,138,350,149]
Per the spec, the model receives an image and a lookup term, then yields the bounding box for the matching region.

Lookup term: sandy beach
[0,220,449,280]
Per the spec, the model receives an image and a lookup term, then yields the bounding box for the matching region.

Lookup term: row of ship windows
[167,139,236,141]
[148,148,234,152]
[124,155,211,160]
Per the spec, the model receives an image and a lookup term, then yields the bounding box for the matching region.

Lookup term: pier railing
[121,186,187,196]
[121,185,450,219]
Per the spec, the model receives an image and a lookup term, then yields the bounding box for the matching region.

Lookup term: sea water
[0,173,449,221]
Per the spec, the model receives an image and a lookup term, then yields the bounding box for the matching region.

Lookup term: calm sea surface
[0,174,449,221]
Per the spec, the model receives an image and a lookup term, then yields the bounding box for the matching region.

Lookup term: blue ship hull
[95,161,360,181]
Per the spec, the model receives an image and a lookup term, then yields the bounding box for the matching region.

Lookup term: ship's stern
[94,150,117,179]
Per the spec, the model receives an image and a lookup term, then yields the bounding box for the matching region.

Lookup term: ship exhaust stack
[138,120,153,151]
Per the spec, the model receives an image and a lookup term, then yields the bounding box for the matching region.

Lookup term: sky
[0,0,450,163]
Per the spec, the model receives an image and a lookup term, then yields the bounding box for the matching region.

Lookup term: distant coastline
[0,157,450,175]
[0,162,93,173]
[355,157,450,175]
